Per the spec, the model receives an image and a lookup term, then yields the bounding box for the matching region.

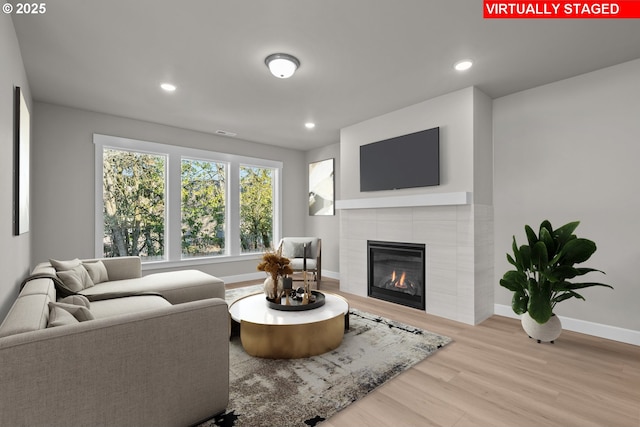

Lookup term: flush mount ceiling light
[160,83,176,92]
[454,60,473,71]
[265,53,300,79]
[305,122,316,129]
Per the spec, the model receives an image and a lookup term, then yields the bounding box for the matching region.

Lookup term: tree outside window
[240,166,273,253]
[181,158,226,258]
[96,134,282,264]
[102,148,166,260]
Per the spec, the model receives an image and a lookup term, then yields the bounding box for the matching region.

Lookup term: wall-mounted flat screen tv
[359,127,439,192]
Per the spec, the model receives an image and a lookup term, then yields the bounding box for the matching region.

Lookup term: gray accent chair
[278,237,322,288]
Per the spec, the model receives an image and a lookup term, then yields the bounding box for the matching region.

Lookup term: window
[95,134,282,267]
[181,158,225,258]
[102,148,166,260]
[240,165,274,253]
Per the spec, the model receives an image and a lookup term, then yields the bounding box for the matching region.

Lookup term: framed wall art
[14,86,30,235]
[308,158,334,216]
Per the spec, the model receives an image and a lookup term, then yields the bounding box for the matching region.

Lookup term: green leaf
[527,279,553,324]
[559,238,597,265]
[553,291,584,304]
[519,245,532,271]
[554,221,580,246]
[511,236,522,269]
[525,225,538,247]
[574,267,605,276]
[512,290,528,315]
[506,253,517,268]
[547,268,606,284]
[547,265,580,281]
[558,281,614,291]
[500,270,528,292]
[540,220,553,236]
[531,241,549,270]
[539,227,557,260]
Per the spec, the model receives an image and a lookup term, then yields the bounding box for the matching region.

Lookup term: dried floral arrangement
[257,248,294,282]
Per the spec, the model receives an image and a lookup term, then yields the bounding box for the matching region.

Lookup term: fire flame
[391,270,408,289]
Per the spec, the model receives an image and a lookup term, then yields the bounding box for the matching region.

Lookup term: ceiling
[12,0,640,150]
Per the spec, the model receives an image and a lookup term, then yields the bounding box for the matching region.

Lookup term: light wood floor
[229,278,640,427]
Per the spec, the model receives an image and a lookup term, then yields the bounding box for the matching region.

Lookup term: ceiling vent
[215,130,237,137]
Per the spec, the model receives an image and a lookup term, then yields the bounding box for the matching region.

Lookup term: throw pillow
[49,301,95,322]
[291,241,312,258]
[56,265,95,292]
[59,294,91,309]
[47,305,79,328]
[49,258,82,271]
[82,260,109,284]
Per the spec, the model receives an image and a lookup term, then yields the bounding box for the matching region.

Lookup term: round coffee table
[229,292,349,359]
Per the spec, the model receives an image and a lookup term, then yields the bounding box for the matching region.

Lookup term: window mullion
[273,167,282,246]
[168,154,182,262]
[94,144,104,258]
[228,161,240,256]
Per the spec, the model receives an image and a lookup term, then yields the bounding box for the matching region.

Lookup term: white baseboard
[320,270,341,280]
[494,304,640,346]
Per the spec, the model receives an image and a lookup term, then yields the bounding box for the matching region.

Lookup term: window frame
[94,133,282,270]
[239,163,276,254]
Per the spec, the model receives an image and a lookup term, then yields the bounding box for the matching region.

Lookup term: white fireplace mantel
[335,192,472,210]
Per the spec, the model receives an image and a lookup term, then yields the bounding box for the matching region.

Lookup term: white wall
[0,16,32,321]
[31,103,307,280]
[305,143,340,277]
[473,87,494,205]
[494,58,640,332]
[340,87,475,200]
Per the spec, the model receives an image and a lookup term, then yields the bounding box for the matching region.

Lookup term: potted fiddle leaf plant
[500,220,613,343]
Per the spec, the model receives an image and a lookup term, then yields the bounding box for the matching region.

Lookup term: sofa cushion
[82,260,109,284]
[47,305,80,327]
[288,258,317,271]
[80,270,225,304]
[59,294,91,309]
[49,258,82,271]
[56,265,95,291]
[89,295,171,318]
[49,301,95,322]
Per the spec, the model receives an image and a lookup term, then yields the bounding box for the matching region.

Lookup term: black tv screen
[359,127,439,192]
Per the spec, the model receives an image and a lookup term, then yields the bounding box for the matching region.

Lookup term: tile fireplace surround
[337,192,494,325]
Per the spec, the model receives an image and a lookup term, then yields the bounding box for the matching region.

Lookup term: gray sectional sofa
[0,256,229,427]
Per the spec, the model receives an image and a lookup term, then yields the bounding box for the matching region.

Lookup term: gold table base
[239,313,345,359]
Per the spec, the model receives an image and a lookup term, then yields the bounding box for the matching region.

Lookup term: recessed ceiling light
[454,60,473,71]
[305,122,316,129]
[160,83,176,92]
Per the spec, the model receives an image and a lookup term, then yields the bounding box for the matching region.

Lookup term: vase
[521,312,562,343]
[263,276,283,301]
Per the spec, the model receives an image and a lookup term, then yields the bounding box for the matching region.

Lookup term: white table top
[229,292,349,326]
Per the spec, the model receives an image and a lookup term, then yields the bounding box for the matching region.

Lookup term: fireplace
[367,240,425,310]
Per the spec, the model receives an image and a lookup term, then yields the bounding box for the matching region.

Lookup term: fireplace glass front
[367,240,425,310]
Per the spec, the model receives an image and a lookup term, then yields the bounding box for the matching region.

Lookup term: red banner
[484,1,640,18]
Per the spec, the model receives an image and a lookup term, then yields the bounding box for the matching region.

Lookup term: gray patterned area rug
[200,285,452,427]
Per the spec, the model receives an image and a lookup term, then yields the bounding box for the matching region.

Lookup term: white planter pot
[263,276,283,300]
[521,312,562,343]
